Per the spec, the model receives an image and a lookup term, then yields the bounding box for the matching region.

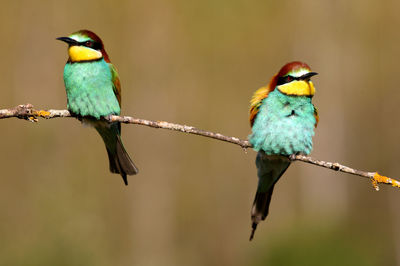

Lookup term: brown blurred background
[0,0,399,265]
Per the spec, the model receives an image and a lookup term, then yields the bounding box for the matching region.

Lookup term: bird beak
[301,72,318,80]
[56,37,79,45]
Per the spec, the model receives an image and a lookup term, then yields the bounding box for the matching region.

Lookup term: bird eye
[286,76,293,82]
[85,41,93,47]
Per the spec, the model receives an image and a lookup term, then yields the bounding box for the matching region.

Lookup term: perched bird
[248,61,318,240]
[57,30,138,185]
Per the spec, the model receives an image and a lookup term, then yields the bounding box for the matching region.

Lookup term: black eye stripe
[276,73,315,86]
[80,40,102,50]
[277,75,300,85]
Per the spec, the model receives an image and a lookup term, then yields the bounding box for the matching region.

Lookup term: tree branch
[1,104,398,191]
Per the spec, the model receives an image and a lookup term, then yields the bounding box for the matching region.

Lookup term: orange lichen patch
[370,177,379,191]
[371,172,400,191]
[27,116,38,122]
[35,110,51,118]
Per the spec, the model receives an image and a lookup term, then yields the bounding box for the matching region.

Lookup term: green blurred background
[0,0,399,265]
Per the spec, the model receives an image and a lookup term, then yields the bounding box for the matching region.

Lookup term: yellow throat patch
[277,80,315,96]
[68,46,102,62]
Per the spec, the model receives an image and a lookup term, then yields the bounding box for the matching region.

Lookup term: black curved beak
[56,37,79,45]
[301,72,318,80]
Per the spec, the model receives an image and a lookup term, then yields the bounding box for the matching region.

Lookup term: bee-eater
[248,61,318,240]
[57,30,138,185]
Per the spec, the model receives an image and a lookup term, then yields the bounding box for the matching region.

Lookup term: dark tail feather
[94,121,138,185]
[249,186,275,241]
[249,152,291,241]
[107,135,138,185]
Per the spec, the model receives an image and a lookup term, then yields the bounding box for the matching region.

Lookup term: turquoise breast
[249,90,316,156]
[63,59,120,118]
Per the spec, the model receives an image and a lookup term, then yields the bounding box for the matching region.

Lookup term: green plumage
[249,89,316,156]
[249,87,316,240]
[63,58,137,185]
[63,59,120,118]
[58,30,138,185]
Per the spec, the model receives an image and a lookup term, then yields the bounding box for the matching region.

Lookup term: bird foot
[103,114,114,122]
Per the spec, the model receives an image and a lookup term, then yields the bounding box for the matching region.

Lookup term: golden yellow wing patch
[249,74,278,126]
[249,86,270,126]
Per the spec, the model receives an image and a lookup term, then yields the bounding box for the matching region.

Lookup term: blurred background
[0,0,399,265]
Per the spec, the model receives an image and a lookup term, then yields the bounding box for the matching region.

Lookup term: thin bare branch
[1,104,398,191]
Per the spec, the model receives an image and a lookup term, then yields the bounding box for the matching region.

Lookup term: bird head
[249,61,318,126]
[57,30,110,63]
[275,61,317,97]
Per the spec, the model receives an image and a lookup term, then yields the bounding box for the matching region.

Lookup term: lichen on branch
[0,104,397,191]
